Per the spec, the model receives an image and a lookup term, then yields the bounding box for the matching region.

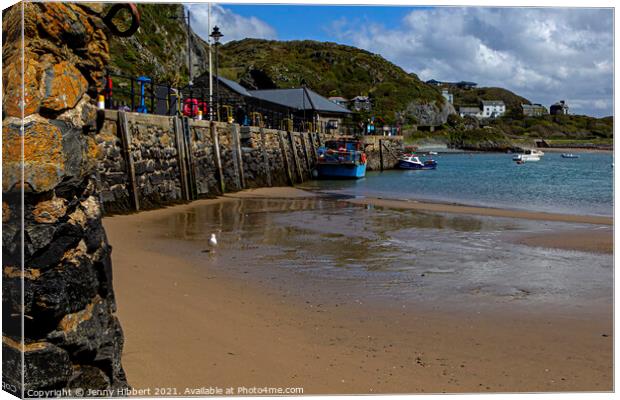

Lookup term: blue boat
[398,154,437,170]
[316,138,367,179]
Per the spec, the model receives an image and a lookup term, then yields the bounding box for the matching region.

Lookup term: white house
[441,89,453,105]
[481,100,506,118]
[351,95,371,112]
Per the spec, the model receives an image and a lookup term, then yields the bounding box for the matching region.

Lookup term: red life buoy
[360,153,367,164]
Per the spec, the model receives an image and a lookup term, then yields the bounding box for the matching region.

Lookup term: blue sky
[186,4,614,117]
[223,4,421,42]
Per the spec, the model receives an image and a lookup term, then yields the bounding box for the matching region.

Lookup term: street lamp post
[210,26,223,121]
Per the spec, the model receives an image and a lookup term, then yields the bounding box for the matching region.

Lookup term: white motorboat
[398,154,437,170]
[513,149,544,162]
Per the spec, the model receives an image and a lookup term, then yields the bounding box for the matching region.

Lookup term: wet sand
[347,197,612,225]
[105,188,613,394]
[515,229,613,254]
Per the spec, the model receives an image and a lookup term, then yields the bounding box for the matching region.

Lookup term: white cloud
[330,7,613,117]
[186,4,276,43]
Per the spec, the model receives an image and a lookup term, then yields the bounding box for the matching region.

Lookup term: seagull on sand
[209,233,218,247]
[202,233,218,253]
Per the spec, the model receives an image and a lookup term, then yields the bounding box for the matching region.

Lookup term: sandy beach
[105,188,612,394]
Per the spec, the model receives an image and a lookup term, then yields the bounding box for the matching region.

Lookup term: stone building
[459,106,483,119]
[550,100,569,115]
[522,103,548,117]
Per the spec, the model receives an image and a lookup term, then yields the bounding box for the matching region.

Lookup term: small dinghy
[561,153,579,159]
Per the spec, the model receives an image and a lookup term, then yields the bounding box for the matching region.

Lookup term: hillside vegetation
[218,39,445,124]
[108,4,209,85]
[491,114,613,140]
[452,86,531,114]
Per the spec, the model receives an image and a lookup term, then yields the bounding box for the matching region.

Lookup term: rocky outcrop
[403,100,456,127]
[2,2,128,395]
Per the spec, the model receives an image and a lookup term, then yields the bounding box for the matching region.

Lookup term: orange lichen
[40,62,88,112]
[3,336,49,352]
[3,266,41,280]
[57,297,101,333]
[2,120,65,192]
[32,196,68,224]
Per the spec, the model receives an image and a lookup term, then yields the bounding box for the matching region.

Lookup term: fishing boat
[398,154,437,170]
[561,153,579,159]
[512,149,544,162]
[316,138,367,179]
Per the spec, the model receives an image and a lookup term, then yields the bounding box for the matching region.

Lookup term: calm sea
[304,152,614,217]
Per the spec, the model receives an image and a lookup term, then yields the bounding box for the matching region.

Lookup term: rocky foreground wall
[96,111,348,213]
[2,3,129,396]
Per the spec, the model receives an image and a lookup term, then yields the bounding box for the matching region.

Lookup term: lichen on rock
[2,1,129,394]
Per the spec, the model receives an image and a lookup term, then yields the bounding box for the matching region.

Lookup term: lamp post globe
[210,26,223,121]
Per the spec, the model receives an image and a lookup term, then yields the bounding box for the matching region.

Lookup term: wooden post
[232,124,245,189]
[174,117,191,201]
[118,111,140,211]
[379,139,384,172]
[288,131,302,182]
[278,131,294,185]
[182,117,197,199]
[309,132,319,163]
[259,127,272,187]
[211,122,225,194]
[300,131,312,178]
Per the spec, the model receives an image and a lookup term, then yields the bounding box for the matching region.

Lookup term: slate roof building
[522,103,548,117]
[190,73,352,132]
[459,106,482,119]
[250,87,351,132]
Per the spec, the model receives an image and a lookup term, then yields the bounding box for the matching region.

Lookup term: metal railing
[101,73,375,135]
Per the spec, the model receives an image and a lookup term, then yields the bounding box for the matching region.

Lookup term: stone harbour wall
[96,111,357,213]
[2,2,128,396]
[362,135,405,171]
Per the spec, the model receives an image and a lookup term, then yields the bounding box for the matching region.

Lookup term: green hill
[218,39,445,124]
[108,4,209,85]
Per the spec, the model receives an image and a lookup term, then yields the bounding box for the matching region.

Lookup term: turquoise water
[304,152,614,216]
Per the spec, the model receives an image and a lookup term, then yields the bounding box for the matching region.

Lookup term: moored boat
[512,149,544,162]
[398,154,437,170]
[561,153,579,159]
[316,138,367,179]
